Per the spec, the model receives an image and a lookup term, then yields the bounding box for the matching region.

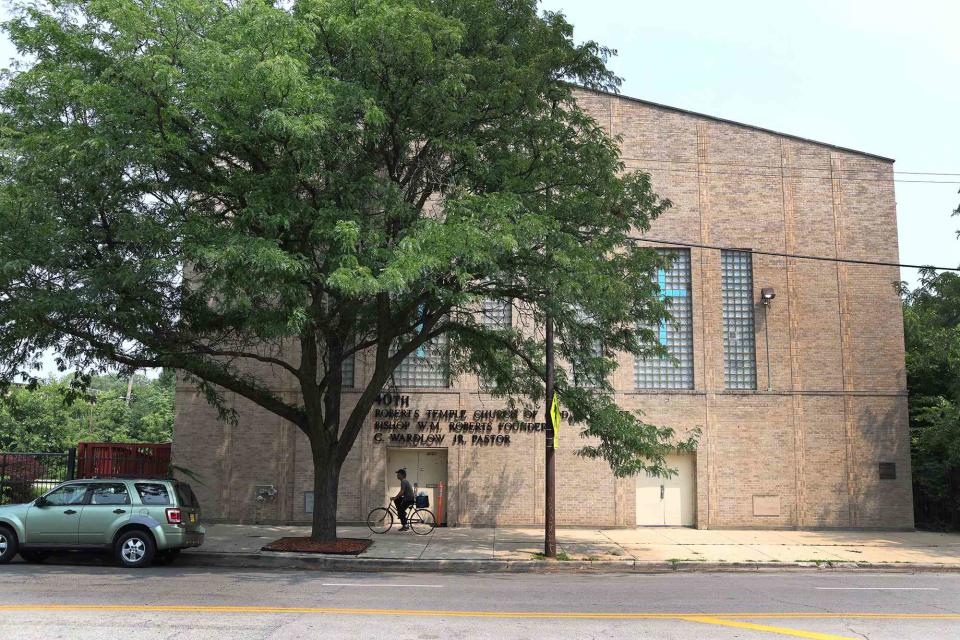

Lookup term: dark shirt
[400,479,414,500]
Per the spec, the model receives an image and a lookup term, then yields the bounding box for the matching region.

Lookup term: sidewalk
[181,524,960,572]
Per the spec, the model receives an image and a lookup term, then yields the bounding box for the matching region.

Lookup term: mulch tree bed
[261,537,372,555]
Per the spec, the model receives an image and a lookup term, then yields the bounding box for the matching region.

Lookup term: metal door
[78,483,131,544]
[636,455,695,526]
[25,483,88,543]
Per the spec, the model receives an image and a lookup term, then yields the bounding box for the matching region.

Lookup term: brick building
[173,88,914,529]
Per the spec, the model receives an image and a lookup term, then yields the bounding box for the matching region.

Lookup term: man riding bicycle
[393,468,416,532]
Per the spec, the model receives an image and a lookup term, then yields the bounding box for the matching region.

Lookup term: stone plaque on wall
[752,494,781,517]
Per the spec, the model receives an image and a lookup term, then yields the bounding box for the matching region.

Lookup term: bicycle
[366,500,436,535]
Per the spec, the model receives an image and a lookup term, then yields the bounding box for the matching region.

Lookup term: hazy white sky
[539,0,960,281]
[3,0,955,279]
[2,0,957,377]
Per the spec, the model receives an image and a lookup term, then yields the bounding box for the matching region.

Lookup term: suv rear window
[135,483,171,505]
[175,483,199,508]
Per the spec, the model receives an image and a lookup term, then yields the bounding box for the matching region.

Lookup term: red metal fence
[75,442,171,479]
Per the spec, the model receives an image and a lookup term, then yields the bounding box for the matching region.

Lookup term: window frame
[721,249,758,390]
[86,482,132,506]
[634,248,695,390]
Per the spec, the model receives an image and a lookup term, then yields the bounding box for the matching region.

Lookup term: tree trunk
[311,446,341,541]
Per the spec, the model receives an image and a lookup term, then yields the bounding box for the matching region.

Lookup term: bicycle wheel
[366,507,393,534]
[408,508,436,535]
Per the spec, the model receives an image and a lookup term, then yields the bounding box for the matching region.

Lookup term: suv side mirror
[34,496,48,508]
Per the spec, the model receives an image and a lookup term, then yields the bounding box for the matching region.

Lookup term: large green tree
[0,374,175,452]
[903,268,960,529]
[0,0,693,539]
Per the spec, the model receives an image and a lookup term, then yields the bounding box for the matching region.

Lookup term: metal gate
[0,444,172,505]
[0,451,74,505]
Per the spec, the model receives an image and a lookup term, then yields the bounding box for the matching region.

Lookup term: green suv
[0,478,204,568]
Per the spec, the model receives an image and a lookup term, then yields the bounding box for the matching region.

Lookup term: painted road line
[814,587,939,591]
[682,616,854,640]
[1,605,960,621]
[322,583,443,588]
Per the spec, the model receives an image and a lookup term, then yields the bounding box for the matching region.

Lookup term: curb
[179,552,960,574]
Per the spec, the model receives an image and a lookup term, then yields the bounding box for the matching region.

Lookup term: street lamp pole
[544,311,556,558]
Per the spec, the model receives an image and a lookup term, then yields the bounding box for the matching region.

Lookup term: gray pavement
[0,563,958,639]
[187,523,960,568]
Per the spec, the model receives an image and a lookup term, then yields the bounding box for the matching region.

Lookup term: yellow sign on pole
[550,392,561,449]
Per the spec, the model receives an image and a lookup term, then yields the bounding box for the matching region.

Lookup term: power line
[627,236,960,273]
[619,157,960,184]
[621,164,960,185]
[620,156,960,177]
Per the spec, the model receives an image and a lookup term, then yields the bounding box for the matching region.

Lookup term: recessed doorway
[636,454,696,526]
[385,448,448,524]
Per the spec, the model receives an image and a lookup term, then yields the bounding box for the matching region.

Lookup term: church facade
[173,88,914,530]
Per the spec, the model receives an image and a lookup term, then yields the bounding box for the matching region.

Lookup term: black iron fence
[0,451,74,505]
[0,446,172,505]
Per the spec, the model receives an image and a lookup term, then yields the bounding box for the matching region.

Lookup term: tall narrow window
[573,340,604,389]
[572,307,603,389]
[392,333,449,388]
[635,249,694,389]
[721,250,757,390]
[341,354,355,388]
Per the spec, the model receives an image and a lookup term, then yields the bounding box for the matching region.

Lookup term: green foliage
[902,270,960,529]
[0,374,174,452]
[0,0,695,536]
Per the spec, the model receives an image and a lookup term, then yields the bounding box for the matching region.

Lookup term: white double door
[384,448,448,521]
[636,454,696,526]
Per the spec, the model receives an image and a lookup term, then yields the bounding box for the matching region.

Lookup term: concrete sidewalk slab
[493,542,543,559]
[719,530,794,545]
[619,544,699,562]
[597,528,675,545]
[676,544,777,563]
[185,523,960,573]
[749,544,845,562]
[559,543,629,559]
[420,540,494,560]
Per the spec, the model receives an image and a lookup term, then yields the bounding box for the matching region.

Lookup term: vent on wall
[879,462,897,480]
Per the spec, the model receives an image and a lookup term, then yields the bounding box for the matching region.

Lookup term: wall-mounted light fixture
[760,288,775,390]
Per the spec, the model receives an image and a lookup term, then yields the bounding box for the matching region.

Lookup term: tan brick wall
[172,89,913,529]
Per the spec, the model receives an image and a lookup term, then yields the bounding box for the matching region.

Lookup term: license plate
[189,513,196,524]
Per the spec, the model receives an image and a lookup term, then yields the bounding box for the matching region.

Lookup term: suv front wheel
[115,530,156,568]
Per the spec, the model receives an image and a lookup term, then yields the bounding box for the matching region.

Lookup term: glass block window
[635,249,694,389]
[341,354,355,388]
[392,333,449,387]
[479,298,512,329]
[573,340,604,389]
[721,250,757,390]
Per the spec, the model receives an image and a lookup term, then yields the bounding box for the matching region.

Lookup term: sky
[0,0,957,377]
[538,0,960,282]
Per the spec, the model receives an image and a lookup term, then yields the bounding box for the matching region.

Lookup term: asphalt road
[0,561,958,639]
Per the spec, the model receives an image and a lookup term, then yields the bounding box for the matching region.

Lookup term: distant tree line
[903,270,960,530]
[0,371,174,452]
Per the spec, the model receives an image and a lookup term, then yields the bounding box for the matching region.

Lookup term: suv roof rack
[85,475,178,481]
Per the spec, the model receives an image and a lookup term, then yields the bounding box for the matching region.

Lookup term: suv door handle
[64,509,78,515]
[113,509,127,514]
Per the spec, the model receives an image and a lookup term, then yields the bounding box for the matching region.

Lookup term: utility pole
[125,374,135,407]
[544,312,556,558]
